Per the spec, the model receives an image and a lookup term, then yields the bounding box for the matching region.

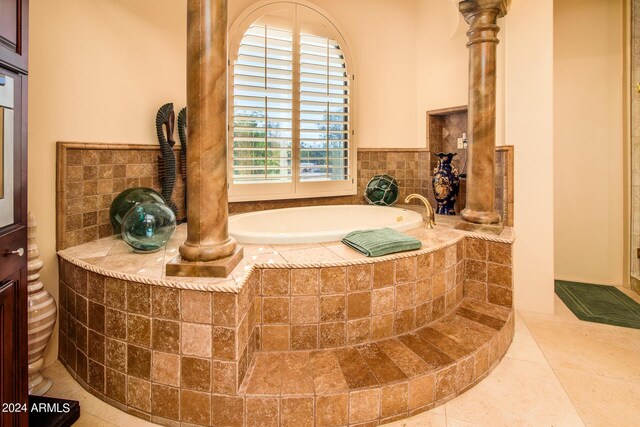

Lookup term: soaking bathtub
[228,204,424,244]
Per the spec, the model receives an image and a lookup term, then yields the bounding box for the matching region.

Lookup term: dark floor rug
[555,280,640,329]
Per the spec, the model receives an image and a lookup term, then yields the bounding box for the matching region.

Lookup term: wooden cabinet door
[0,280,17,427]
[0,0,28,72]
[0,277,27,427]
[0,60,28,427]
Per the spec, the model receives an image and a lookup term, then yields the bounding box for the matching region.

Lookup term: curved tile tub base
[57,232,514,426]
[236,301,514,426]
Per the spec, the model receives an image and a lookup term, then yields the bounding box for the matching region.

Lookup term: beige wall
[504,0,556,312]
[415,0,468,146]
[553,0,625,286]
[29,0,188,366]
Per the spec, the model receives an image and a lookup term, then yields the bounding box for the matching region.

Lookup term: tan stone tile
[213,293,237,326]
[349,389,380,424]
[180,390,211,425]
[488,284,512,307]
[523,315,640,382]
[374,260,395,289]
[347,318,371,344]
[466,238,487,261]
[127,376,151,412]
[291,324,318,350]
[396,282,416,310]
[127,314,151,347]
[262,325,290,351]
[381,382,409,418]
[347,264,373,291]
[105,368,126,404]
[262,269,290,295]
[371,314,394,340]
[211,395,244,427]
[281,397,313,427]
[372,287,394,315]
[262,297,290,324]
[291,268,319,295]
[320,267,347,294]
[181,323,212,357]
[554,367,640,427]
[395,257,417,283]
[280,247,343,264]
[105,338,126,371]
[487,263,512,288]
[181,290,211,323]
[213,326,235,360]
[151,384,179,421]
[181,356,211,392]
[348,291,371,319]
[319,322,346,348]
[127,282,151,315]
[291,296,319,324]
[320,295,346,322]
[211,360,236,395]
[465,259,487,282]
[487,242,512,265]
[152,351,180,387]
[152,319,180,353]
[246,397,278,427]
[309,351,348,394]
[127,345,151,380]
[316,393,348,427]
[444,357,584,426]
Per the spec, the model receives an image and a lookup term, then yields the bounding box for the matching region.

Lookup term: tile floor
[43,290,640,427]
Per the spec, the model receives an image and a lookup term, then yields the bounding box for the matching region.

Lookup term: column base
[460,207,501,224]
[165,246,244,278]
[455,220,504,236]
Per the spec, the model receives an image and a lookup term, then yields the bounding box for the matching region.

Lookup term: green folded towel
[342,227,422,257]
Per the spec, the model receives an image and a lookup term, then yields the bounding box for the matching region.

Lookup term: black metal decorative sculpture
[155,103,179,215]
[177,107,188,212]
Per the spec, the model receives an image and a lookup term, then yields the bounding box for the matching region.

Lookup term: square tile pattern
[57,234,514,426]
[56,143,513,250]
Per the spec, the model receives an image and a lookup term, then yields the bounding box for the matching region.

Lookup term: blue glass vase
[121,202,176,252]
[109,187,165,232]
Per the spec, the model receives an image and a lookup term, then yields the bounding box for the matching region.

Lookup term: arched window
[228,1,356,201]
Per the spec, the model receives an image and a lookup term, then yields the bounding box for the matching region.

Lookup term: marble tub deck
[58,214,514,292]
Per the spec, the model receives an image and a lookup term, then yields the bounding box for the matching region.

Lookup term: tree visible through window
[229,3,355,201]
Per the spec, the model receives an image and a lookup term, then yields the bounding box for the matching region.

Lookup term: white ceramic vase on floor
[27,211,57,396]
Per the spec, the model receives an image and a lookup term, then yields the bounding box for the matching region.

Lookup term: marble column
[167,0,243,277]
[459,0,510,225]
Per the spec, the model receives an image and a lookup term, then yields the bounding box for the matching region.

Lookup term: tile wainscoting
[56,143,513,251]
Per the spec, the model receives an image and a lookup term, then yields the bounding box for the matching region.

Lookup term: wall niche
[426,106,513,225]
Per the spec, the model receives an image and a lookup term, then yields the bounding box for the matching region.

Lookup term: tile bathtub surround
[58,224,513,426]
[256,245,467,352]
[57,143,513,251]
[56,142,186,250]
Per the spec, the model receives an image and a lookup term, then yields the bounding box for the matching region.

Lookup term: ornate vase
[432,152,460,215]
[27,212,57,395]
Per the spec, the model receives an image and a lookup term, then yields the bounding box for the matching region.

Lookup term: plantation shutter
[233,25,294,183]
[299,33,351,182]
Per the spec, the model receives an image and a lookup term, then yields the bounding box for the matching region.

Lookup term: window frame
[227,0,357,202]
